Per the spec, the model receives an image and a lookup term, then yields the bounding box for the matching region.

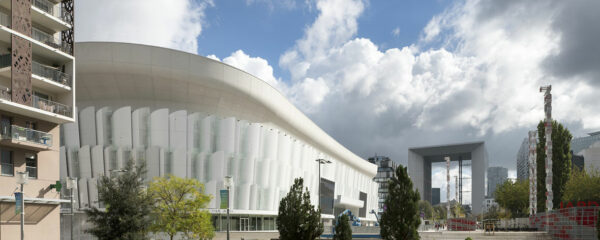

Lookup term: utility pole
[16,171,28,240]
[315,159,331,240]
[445,156,450,221]
[67,177,78,240]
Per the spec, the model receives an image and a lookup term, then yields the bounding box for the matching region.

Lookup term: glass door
[240,218,249,231]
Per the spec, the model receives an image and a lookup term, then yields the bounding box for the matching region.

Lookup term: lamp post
[224,176,233,240]
[315,159,331,240]
[66,177,78,240]
[16,171,28,240]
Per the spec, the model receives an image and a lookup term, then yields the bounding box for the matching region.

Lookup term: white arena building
[59,42,379,236]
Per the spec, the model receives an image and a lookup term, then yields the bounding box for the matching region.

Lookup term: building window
[0,116,11,137]
[26,153,37,179]
[0,149,13,176]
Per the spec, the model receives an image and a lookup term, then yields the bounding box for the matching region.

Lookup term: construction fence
[448,218,477,231]
[529,206,599,240]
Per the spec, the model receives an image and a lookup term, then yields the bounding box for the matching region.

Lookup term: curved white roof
[75,42,377,177]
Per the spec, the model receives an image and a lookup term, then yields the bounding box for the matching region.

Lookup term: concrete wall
[60,106,380,221]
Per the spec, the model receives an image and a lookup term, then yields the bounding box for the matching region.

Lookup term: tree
[277,178,323,240]
[380,165,420,240]
[418,200,434,220]
[494,180,529,217]
[562,168,600,203]
[451,201,465,218]
[433,205,447,220]
[333,214,352,240]
[536,120,572,212]
[85,159,153,240]
[148,175,214,240]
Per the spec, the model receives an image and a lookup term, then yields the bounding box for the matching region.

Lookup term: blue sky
[76,0,600,203]
[198,0,452,81]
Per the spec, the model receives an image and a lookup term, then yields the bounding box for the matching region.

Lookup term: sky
[75,0,600,203]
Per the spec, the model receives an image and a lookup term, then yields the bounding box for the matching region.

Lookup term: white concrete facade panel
[62,42,379,222]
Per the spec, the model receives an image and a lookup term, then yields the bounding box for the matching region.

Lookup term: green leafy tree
[536,120,572,212]
[495,180,529,217]
[277,178,324,240]
[562,168,600,203]
[451,201,465,218]
[333,214,352,240]
[380,165,420,240]
[433,205,447,220]
[418,200,434,220]
[148,175,214,240]
[85,159,153,240]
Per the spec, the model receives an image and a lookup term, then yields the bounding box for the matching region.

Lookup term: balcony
[32,95,71,117]
[0,125,52,150]
[32,27,72,55]
[0,0,71,32]
[32,61,72,87]
[0,54,71,91]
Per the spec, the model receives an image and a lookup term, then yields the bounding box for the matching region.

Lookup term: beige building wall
[0,113,62,240]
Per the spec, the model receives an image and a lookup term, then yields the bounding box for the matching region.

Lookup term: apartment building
[0,0,74,239]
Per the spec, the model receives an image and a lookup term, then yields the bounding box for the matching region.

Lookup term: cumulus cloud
[75,0,213,53]
[222,50,286,92]
[215,0,600,175]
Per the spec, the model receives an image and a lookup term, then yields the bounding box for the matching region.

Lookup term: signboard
[220,189,228,209]
[15,192,22,214]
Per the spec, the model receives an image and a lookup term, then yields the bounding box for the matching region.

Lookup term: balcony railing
[32,27,72,55]
[1,125,52,147]
[33,0,67,23]
[33,0,54,16]
[0,54,71,87]
[33,95,71,117]
[32,61,72,87]
[0,12,9,27]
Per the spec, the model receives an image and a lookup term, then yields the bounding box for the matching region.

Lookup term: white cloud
[222,50,286,92]
[270,0,600,172]
[75,0,213,53]
[206,54,221,61]
[211,0,600,175]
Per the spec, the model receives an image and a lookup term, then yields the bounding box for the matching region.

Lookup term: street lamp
[224,176,234,240]
[16,171,28,240]
[66,177,78,240]
[315,159,331,240]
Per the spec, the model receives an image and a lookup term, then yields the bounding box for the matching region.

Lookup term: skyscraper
[487,167,508,198]
[431,188,441,206]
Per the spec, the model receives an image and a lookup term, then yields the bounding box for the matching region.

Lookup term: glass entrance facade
[211,215,278,231]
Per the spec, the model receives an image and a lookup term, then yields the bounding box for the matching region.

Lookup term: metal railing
[32,27,71,54]
[33,0,57,18]
[0,11,9,27]
[0,54,71,87]
[1,125,53,147]
[32,61,72,87]
[32,95,71,117]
